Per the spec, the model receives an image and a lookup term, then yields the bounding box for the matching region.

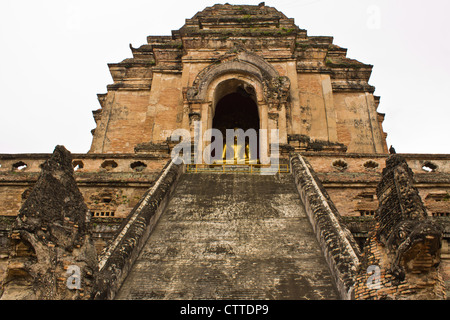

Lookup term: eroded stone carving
[0,146,98,300]
[354,155,445,300]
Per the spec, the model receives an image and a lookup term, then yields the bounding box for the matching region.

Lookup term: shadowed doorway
[212,89,260,163]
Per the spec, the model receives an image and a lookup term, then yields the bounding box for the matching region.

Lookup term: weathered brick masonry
[0,3,449,300]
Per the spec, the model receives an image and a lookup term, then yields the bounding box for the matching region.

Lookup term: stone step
[116,173,338,300]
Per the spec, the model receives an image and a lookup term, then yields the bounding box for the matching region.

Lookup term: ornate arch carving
[184,50,291,110]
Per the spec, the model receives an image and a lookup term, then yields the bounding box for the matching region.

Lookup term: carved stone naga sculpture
[0,146,99,300]
[354,155,446,300]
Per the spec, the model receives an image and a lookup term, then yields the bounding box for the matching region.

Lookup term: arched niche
[212,78,260,132]
[183,51,291,157]
[199,74,271,157]
[207,74,266,122]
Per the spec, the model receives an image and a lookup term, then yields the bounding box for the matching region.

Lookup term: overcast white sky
[0,0,449,154]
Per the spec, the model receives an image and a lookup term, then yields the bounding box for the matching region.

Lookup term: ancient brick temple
[0,3,449,300]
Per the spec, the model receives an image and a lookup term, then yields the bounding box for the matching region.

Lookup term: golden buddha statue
[220,135,257,164]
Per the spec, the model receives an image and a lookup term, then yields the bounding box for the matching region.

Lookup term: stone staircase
[116,173,338,300]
